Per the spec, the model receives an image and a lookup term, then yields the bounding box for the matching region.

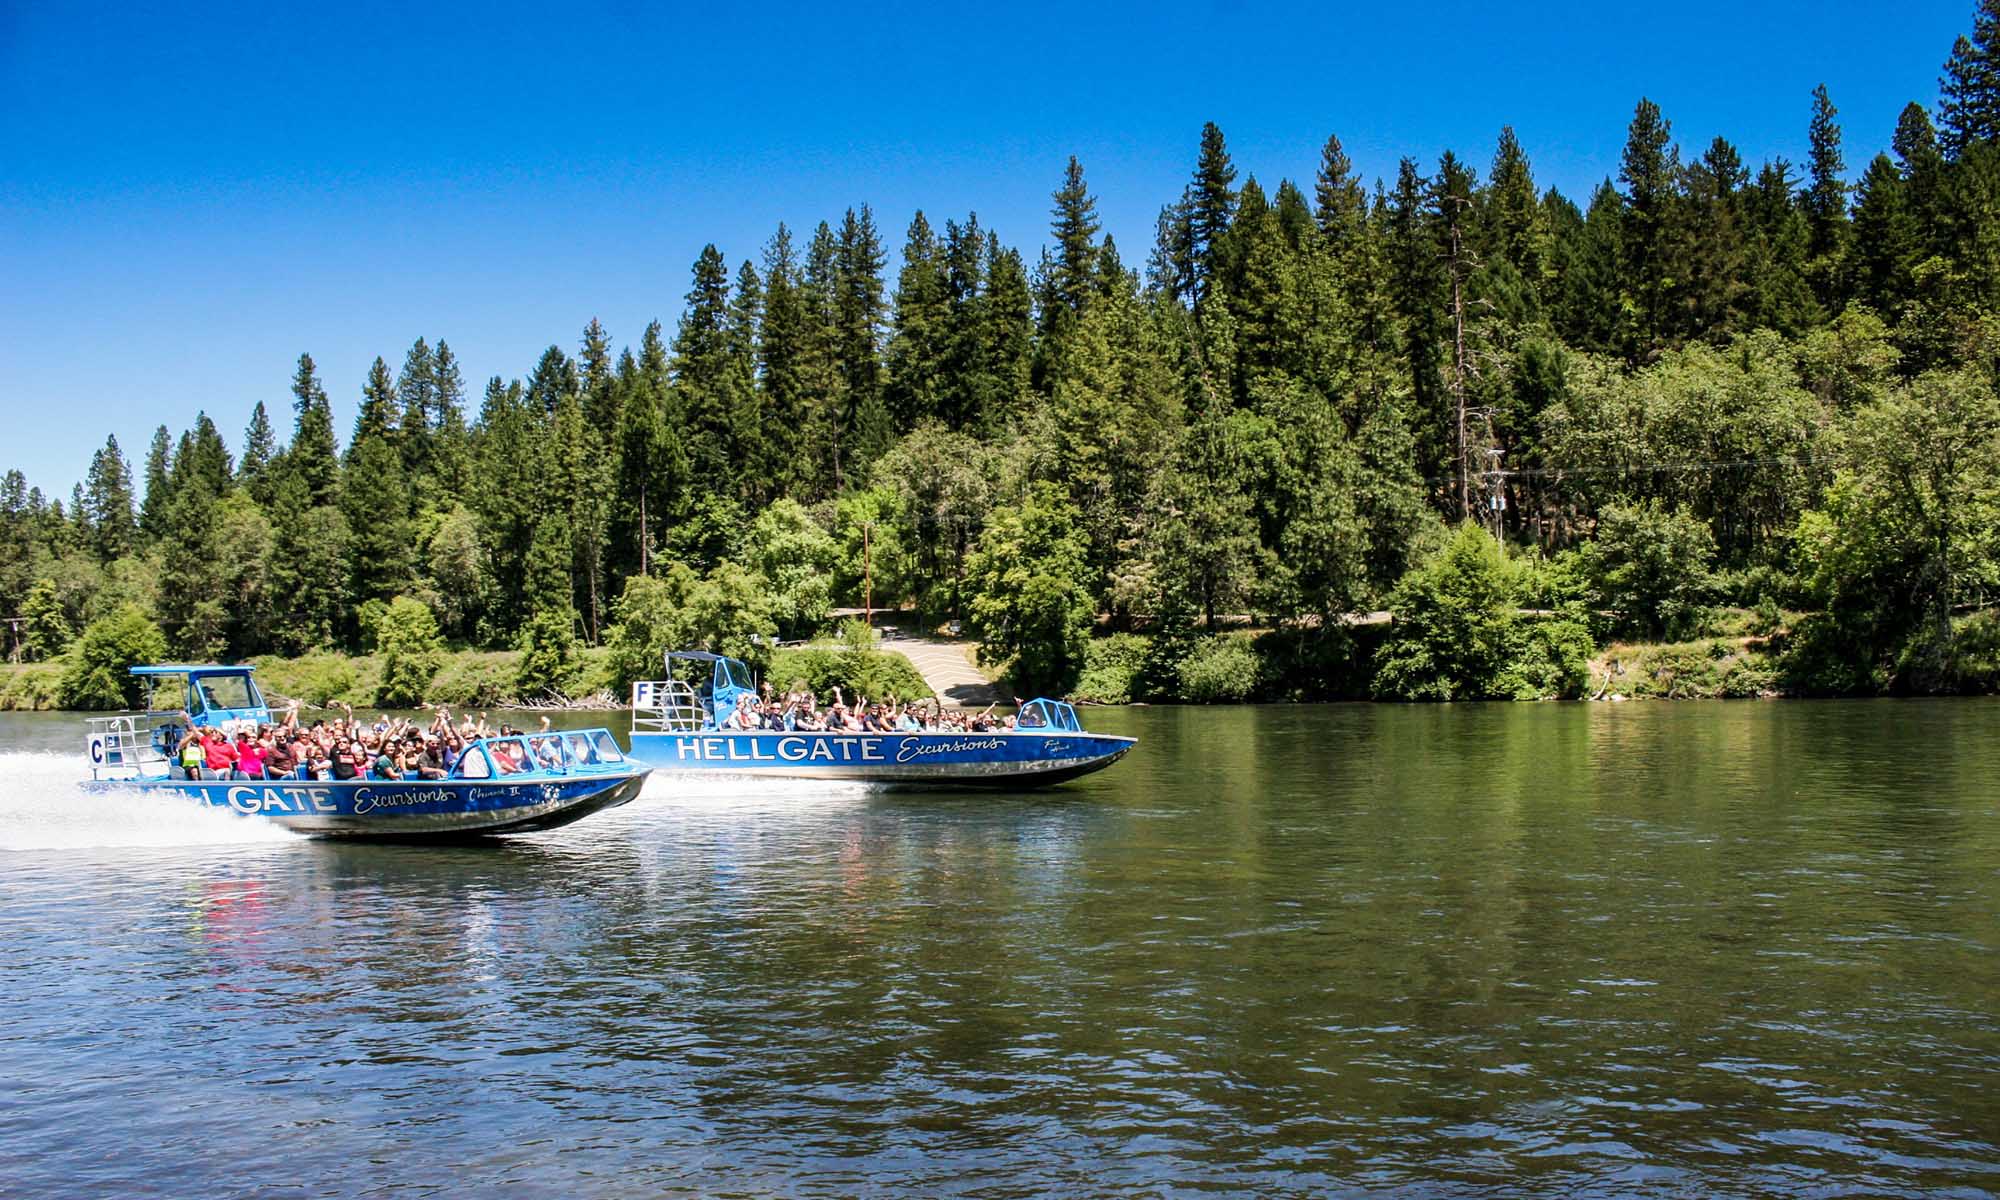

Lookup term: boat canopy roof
[665,650,728,662]
[130,664,257,677]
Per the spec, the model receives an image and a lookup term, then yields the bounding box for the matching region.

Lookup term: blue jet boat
[84,665,651,838]
[627,651,1135,787]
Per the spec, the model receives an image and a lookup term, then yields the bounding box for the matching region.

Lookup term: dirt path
[884,635,1006,707]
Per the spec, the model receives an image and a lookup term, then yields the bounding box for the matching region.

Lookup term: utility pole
[1484,449,1507,541]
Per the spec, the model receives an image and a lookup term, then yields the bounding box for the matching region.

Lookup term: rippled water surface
[3,702,1998,1198]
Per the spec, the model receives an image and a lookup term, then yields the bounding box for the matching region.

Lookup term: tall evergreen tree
[1852,152,1923,311]
[832,206,890,486]
[1482,126,1545,287]
[1188,122,1238,308]
[82,435,135,563]
[396,337,437,485]
[349,356,399,461]
[1048,157,1102,321]
[138,424,173,541]
[238,401,277,504]
[286,353,339,508]
[757,225,810,493]
[1939,1,2000,157]
[431,340,470,496]
[1619,98,1681,348]
[887,210,949,431]
[1805,84,1851,306]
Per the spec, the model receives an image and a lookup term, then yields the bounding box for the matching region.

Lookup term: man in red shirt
[201,729,237,780]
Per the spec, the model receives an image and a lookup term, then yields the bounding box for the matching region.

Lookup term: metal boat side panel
[87,771,649,838]
[629,730,1134,787]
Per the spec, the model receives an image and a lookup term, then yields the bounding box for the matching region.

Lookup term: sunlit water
[2,702,1996,1197]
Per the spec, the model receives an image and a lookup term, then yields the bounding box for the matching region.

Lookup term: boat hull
[84,771,651,838]
[628,729,1135,788]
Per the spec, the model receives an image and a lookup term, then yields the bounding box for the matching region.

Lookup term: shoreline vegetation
[6,601,1996,713]
[8,5,2000,712]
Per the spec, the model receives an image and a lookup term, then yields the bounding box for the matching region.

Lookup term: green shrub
[427,652,518,708]
[1594,500,1717,640]
[1176,636,1262,704]
[515,607,581,699]
[1502,616,1595,700]
[374,596,445,708]
[771,646,931,703]
[1251,625,1374,701]
[1946,609,2000,693]
[0,663,64,710]
[1373,524,1521,701]
[60,605,168,710]
[251,652,369,707]
[1072,633,1150,704]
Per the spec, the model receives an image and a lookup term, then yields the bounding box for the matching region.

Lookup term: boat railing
[85,712,176,780]
[632,680,707,734]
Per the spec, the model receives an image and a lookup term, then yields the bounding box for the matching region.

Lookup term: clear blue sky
[0,0,1973,497]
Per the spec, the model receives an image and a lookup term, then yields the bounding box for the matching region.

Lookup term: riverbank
[0,644,933,713]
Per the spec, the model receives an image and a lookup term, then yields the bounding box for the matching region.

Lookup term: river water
[1,702,1996,1198]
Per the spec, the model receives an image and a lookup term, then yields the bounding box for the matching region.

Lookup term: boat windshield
[591,731,624,763]
[720,658,754,692]
[194,675,260,712]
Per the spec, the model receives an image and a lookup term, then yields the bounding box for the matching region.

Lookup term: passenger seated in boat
[177,730,204,780]
[263,731,296,780]
[201,729,237,780]
[721,694,759,731]
[531,735,565,768]
[491,741,530,775]
[329,740,362,780]
[234,731,267,780]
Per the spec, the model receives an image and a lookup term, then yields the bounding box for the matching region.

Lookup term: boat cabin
[632,650,755,732]
[132,664,273,729]
[86,664,271,779]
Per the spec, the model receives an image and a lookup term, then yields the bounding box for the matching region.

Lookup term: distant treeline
[7,3,2000,704]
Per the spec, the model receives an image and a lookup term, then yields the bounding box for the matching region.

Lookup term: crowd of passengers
[171,703,594,782]
[715,684,1034,733]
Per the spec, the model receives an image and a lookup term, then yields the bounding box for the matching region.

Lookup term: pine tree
[431,340,470,496]
[578,318,616,430]
[1384,157,1450,486]
[82,435,136,562]
[1805,84,1851,307]
[1482,127,1545,288]
[833,206,890,485]
[978,236,1035,434]
[238,401,277,505]
[887,210,948,432]
[286,353,340,508]
[938,214,990,430]
[673,244,739,482]
[756,225,810,493]
[172,413,234,502]
[348,356,399,462]
[1894,102,1948,258]
[1682,137,1752,337]
[1852,152,1923,311]
[138,424,173,542]
[1939,2,2000,157]
[396,337,436,485]
[1188,122,1238,308]
[1619,98,1681,347]
[1048,156,1102,321]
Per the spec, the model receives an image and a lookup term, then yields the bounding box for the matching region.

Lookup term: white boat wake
[0,752,298,852]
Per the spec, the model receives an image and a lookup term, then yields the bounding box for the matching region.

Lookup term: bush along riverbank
[0,634,932,713]
[1061,523,2000,705]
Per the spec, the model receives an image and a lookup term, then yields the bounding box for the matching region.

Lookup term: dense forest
[9,4,2000,708]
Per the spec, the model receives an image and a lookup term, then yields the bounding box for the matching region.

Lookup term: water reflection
[1,703,1997,1196]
